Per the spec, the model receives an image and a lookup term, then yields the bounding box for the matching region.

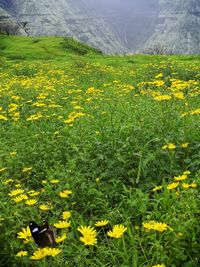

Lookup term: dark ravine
[0,0,200,54]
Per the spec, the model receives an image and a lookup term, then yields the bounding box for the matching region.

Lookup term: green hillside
[0,36,200,267]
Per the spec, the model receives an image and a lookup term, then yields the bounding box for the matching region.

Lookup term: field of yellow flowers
[0,36,200,267]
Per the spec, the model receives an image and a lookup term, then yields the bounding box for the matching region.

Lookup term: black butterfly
[29,221,56,248]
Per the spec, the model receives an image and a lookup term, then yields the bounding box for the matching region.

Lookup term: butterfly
[29,221,56,247]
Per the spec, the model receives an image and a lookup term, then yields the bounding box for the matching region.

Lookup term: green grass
[0,36,200,267]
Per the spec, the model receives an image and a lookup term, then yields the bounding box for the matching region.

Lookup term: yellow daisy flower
[16,250,28,257]
[95,220,109,227]
[50,179,60,184]
[28,190,40,197]
[174,174,187,181]
[190,183,197,188]
[151,264,165,267]
[25,199,37,205]
[30,248,47,260]
[22,167,32,173]
[17,226,32,242]
[45,247,62,257]
[2,179,13,185]
[183,170,191,175]
[54,220,71,229]
[78,226,97,236]
[181,143,189,148]
[59,189,72,198]
[39,204,51,211]
[143,221,172,232]
[62,211,71,220]
[107,224,127,238]
[162,143,176,150]
[167,182,179,190]
[152,185,163,192]
[56,233,67,243]
[13,194,28,203]
[182,183,190,189]
[8,189,25,197]
[80,235,97,246]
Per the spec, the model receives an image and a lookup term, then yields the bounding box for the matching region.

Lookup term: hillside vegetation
[0,36,200,267]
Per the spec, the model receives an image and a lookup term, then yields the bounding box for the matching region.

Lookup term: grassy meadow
[0,36,200,267]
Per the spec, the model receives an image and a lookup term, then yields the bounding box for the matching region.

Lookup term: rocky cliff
[0,5,25,35]
[0,0,127,54]
[0,0,200,54]
[142,0,200,54]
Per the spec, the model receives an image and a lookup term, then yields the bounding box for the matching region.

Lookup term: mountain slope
[0,0,127,54]
[0,0,200,54]
[142,0,200,54]
[0,6,25,35]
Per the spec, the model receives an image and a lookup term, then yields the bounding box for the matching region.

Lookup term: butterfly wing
[29,221,56,247]
[29,221,42,245]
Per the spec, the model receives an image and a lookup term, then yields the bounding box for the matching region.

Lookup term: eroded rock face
[0,6,26,35]
[0,0,200,54]
[0,0,128,54]
[142,0,200,54]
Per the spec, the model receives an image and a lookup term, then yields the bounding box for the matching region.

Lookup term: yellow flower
[16,250,28,257]
[50,179,60,184]
[62,211,71,220]
[143,221,171,232]
[162,143,176,150]
[152,185,163,192]
[28,190,40,197]
[168,143,176,149]
[22,167,32,173]
[25,199,37,205]
[54,220,71,229]
[190,183,197,188]
[45,247,62,257]
[31,245,62,259]
[30,248,47,260]
[27,113,43,122]
[80,234,97,246]
[78,226,97,237]
[17,226,32,242]
[181,143,189,148]
[182,183,190,189]
[2,179,14,185]
[0,167,7,172]
[174,174,187,181]
[107,224,127,238]
[151,264,165,267]
[13,194,28,202]
[10,151,17,156]
[167,182,179,190]
[78,226,97,246]
[183,170,191,175]
[155,73,163,79]
[173,92,185,99]
[154,95,171,101]
[39,204,51,211]
[95,220,109,227]
[8,189,25,197]
[42,180,47,184]
[59,189,72,198]
[56,233,67,243]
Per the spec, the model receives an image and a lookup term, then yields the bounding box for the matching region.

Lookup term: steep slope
[87,0,159,53]
[1,0,200,54]
[0,0,127,54]
[143,0,200,54]
[0,6,25,35]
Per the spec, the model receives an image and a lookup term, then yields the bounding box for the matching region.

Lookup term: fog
[84,0,158,14]
[80,0,159,51]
